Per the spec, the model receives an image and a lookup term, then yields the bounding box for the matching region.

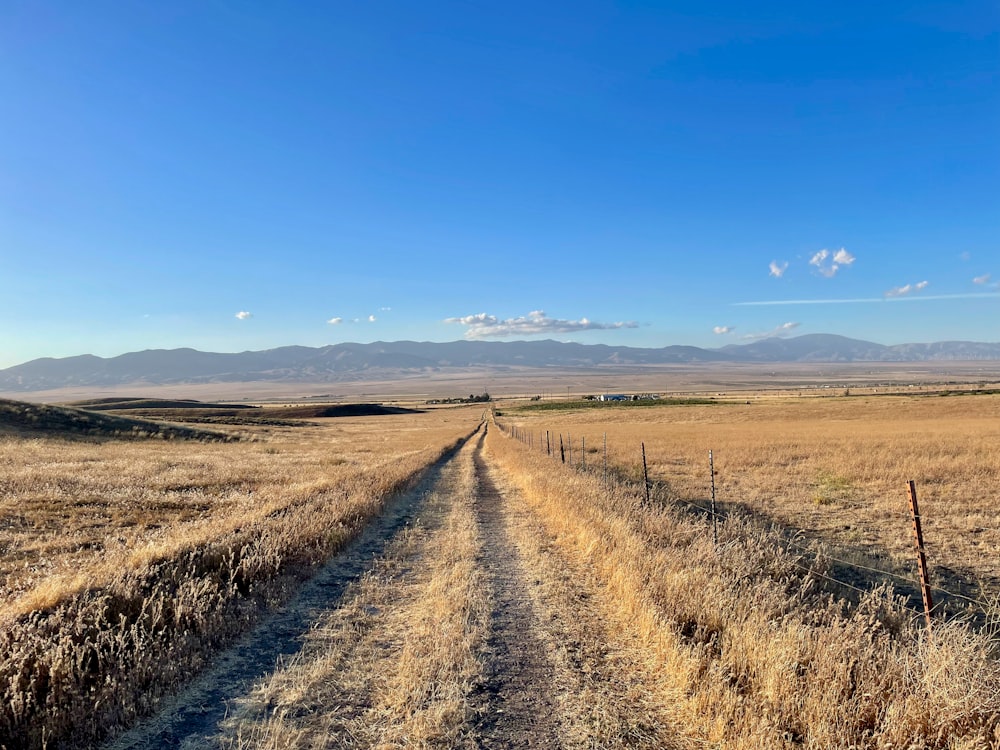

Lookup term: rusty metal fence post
[641,442,650,505]
[709,450,718,547]
[907,480,934,631]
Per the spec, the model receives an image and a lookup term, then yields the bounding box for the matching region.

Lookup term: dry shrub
[487,424,1000,748]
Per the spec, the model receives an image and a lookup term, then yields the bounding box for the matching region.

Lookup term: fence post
[907,480,934,631]
[641,442,650,505]
[709,450,718,547]
[560,435,565,463]
[603,432,607,487]
[546,430,551,456]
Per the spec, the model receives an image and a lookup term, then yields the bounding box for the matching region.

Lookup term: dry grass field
[502,392,1000,616]
[0,401,482,748]
[487,419,1000,748]
[1,389,998,748]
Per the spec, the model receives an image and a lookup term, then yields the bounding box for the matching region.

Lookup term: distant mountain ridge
[2,335,1000,392]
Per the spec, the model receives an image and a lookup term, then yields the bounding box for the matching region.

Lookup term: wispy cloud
[735,291,1000,306]
[327,317,343,325]
[380,306,392,312]
[973,273,992,285]
[713,325,735,334]
[742,322,800,341]
[961,251,972,261]
[809,247,855,277]
[769,261,788,278]
[368,314,377,323]
[235,311,252,320]
[445,310,638,339]
[885,280,929,298]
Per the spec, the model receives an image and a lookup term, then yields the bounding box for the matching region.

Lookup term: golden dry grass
[4,389,998,748]
[487,421,1000,748]
[504,393,1000,610]
[0,405,483,748]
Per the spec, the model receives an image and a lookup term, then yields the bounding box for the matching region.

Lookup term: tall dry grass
[488,420,1000,748]
[0,407,482,749]
[505,394,1000,609]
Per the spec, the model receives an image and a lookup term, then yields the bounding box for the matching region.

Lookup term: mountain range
[2,335,1000,392]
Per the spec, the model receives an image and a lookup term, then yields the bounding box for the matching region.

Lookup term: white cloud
[973,273,991,285]
[380,306,392,312]
[809,247,855,277]
[742,321,800,341]
[368,314,377,323]
[713,325,735,334]
[447,312,498,326]
[885,280,929,298]
[445,310,638,339]
[832,248,855,266]
[769,261,788,278]
[327,317,343,325]
[235,311,252,320]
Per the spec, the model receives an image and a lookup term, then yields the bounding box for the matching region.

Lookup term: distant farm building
[598,393,660,402]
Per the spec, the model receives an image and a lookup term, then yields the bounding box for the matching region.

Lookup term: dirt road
[105,426,676,749]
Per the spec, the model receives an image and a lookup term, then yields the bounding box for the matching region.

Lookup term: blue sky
[1,1,997,368]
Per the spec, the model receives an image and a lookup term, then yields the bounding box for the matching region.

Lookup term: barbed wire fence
[491,412,996,632]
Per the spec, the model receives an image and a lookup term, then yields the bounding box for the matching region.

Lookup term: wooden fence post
[907,480,934,631]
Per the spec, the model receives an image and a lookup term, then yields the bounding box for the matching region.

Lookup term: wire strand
[496,420,992,616]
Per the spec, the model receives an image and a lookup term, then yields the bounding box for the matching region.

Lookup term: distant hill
[0,398,236,440]
[1,336,999,392]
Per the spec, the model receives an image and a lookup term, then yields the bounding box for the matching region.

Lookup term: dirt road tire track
[105,423,674,749]
[470,430,563,748]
